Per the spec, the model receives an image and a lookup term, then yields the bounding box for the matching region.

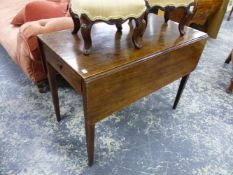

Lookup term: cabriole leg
[132,17,146,49]
[178,5,194,36]
[80,15,93,55]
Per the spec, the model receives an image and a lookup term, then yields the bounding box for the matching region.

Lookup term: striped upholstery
[71,0,146,21]
[147,0,194,7]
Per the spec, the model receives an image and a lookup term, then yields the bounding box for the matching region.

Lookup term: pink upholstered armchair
[0,0,73,92]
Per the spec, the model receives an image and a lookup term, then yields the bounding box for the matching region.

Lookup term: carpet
[0,17,233,175]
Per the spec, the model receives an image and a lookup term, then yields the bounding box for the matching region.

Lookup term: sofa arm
[18,17,73,61]
[20,16,73,38]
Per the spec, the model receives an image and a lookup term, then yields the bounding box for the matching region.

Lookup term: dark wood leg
[178,5,194,36]
[37,40,48,92]
[80,15,93,55]
[143,11,149,30]
[178,9,189,36]
[38,40,47,74]
[46,62,61,122]
[70,9,81,34]
[116,23,122,32]
[225,51,232,64]
[85,122,95,166]
[36,80,47,93]
[227,7,233,21]
[173,74,190,109]
[164,7,171,23]
[128,19,134,33]
[164,6,176,24]
[132,17,146,49]
[149,6,159,15]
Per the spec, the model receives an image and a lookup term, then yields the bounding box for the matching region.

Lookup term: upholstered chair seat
[71,0,146,21]
[147,0,194,7]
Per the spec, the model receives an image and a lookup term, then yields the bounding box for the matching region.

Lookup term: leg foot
[178,6,194,36]
[178,10,188,36]
[179,23,186,36]
[80,15,93,55]
[81,23,93,55]
[132,17,146,49]
[173,74,190,109]
[85,123,95,166]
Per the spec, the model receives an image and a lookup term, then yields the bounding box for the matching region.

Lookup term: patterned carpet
[0,16,233,175]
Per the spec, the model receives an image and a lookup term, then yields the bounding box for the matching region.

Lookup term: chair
[147,0,196,36]
[151,0,228,39]
[70,0,147,55]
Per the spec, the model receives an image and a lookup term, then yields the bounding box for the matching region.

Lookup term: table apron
[42,43,82,94]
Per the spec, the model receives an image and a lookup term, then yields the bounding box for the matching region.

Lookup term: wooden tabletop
[38,14,207,80]
[39,14,208,166]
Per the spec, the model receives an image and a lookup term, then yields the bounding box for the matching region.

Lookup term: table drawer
[43,44,82,93]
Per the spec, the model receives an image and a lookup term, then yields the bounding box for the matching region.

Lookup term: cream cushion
[147,0,194,7]
[71,0,146,21]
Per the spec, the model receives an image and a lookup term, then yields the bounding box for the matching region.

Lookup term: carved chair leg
[70,9,81,34]
[149,6,159,15]
[132,17,146,49]
[227,78,233,93]
[116,23,122,32]
[143,11,149,29]
[178,9,188,36]
[80,16,93,55]
[164,6,174,23]
[227,7,233,21]
[178,12,187,36]
[178,6,194,36]
[164,9,170,23]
